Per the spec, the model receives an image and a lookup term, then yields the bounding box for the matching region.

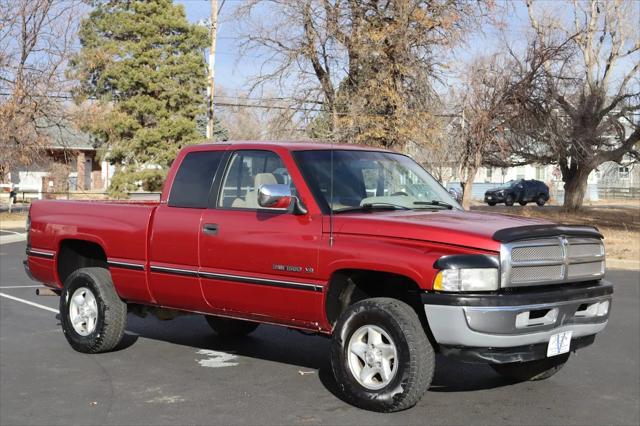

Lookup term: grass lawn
[472,203,640,263]
[0,211,28,229]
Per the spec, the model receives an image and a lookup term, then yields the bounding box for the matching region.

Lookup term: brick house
[3,123,114,196]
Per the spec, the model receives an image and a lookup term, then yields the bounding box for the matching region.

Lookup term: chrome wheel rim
[347,325,398,390]
[68,287,98,336]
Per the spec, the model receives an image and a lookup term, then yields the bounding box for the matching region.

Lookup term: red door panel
[199,208,323,327]
[148,205,207,311]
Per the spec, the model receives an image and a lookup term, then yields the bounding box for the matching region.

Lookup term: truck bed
[27,200,159,293]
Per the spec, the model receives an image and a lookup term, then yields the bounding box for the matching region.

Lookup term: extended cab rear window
[168,151,224,208]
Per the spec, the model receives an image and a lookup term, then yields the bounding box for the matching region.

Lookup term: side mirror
[258,184,293,210]
[448,188,462,202]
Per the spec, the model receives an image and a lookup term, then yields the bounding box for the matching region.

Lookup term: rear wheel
[60,267,127,353]
[519,201,527,206]
[505,194,515,206]
[536,195,546,206]
[330,298,434,412]
[204,316,259,337]
[491,353,570,381]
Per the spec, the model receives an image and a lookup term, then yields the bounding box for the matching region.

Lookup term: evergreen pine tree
[69,0,226,193]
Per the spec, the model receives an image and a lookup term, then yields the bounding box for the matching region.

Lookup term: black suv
[484,179,549,206]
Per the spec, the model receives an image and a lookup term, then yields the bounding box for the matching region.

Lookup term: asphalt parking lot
[1,238,639,425]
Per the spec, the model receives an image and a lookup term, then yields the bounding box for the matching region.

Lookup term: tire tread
[331,297,434,412]
[60,267,127,353]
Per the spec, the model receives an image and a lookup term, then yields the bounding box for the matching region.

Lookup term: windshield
[293,150,462,213]
[496,180,518,190]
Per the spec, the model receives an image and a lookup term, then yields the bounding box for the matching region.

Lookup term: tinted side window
[219,150,296,209]
[168,151,224,208]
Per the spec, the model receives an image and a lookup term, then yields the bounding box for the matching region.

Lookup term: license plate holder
[547,331,573,357]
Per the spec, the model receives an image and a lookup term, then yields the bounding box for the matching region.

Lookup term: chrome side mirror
[448,188,462,202]
[258,184,293,210]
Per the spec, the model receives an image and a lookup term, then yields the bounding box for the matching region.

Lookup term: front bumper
[422,280,613,363]
[484,193,504,203]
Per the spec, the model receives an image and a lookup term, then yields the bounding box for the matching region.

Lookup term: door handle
[202,223,219,235]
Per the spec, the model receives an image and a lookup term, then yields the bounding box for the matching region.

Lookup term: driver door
[198,150,323,327]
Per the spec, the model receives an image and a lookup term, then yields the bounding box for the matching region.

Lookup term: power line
[4,92,639,118]
[0,92,320,103]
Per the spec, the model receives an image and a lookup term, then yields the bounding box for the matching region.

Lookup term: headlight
[433,268,499,292]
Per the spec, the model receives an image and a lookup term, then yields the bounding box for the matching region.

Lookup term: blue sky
[174,0,534,97]
[175,0,255,95]
[173,0,639,100]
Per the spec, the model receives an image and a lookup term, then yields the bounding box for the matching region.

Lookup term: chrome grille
[501,237,605,287]
[568,243,604,259]
[512,245,563,262]
[568,261,605,279]
[511,264,564,283]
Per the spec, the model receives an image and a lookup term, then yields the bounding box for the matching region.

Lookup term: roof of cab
[182,140,394,153]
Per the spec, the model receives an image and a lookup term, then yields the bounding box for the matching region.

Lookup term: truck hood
[331,210,553,252]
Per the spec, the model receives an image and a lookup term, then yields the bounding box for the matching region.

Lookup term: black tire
[205,316,259,337]
[505,194,515,206]
[60,267,127,353]
[487,201,497,206]
[536,195,546,206]
[491,353,570,381]
[519,201,527,206]
[330,298,434,412]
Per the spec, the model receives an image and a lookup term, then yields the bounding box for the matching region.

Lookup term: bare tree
[452,55,527,208]
[506,0,640,210]
[0,0,83,181]
[215,88,308,140]
[408,114,462,185]
[235,0,484,151]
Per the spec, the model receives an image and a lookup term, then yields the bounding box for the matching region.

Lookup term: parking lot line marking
[0,230,23,235]
[0,292,59,314]
[0,234,27,245]
[0,285,45,289]
[196,349,239,368]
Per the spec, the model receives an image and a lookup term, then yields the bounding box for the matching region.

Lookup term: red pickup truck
[25,141,612,412]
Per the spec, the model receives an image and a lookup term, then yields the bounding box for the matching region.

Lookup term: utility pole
[206,0,219,140]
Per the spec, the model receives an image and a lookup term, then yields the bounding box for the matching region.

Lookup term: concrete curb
[607,259,640,271]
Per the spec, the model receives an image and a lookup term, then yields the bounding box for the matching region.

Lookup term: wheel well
[57,239,108,285]
[325,269,425,327]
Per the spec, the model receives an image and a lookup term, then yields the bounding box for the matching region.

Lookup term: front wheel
[536,195,547,206]
[60,267,127,353]
[487,201,497,206]
[330,298,435,412]
[505,194,515,206]
[519,201,527,206]
[491,353,570,381]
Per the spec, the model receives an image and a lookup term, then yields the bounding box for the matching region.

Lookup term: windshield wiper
[334,202,411,213]
[413,200,454,210]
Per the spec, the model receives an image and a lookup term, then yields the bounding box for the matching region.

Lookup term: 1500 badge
[273,264,314,273]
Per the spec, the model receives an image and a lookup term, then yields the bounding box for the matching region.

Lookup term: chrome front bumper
[422,281,613,360]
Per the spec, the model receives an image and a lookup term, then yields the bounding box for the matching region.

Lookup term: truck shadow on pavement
[120,313,513,398]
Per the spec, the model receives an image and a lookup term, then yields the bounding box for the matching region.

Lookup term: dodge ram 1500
[25,141,612,412]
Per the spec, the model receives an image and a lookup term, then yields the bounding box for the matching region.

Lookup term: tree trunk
[460,166,477,210]
[562,166,592,211]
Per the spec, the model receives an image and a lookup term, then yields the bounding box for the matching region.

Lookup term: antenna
[329,141,334,247]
